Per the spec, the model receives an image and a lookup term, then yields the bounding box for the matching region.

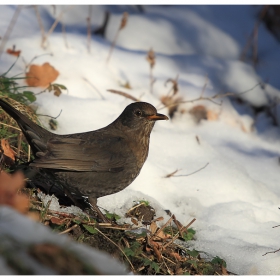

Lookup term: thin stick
[106,12,128,64]
[0,121,21,131]
[87,5,92,53]
[58,224,78,235]
[164,169,179,178]
[262,248,280,256]
[83,77,105,99]
[152,215,173,238]
[172,215,183,238]
[95,227,135,272]
[199,74,209,98]
[107,89,139,102]
[34,5,46,44]
[172,163,209,177]
[163,218,196,249]
[157,82,263,110]
[0,5,23,60]
[17,132,22,158]
[61,18,69,49]
[28,145,30,162]
[106,29,120,64]
[41,6,72,48]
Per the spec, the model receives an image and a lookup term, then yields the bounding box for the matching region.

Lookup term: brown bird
[0,99,168,218]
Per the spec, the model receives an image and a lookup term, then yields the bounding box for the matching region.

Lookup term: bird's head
[117,102,168,132]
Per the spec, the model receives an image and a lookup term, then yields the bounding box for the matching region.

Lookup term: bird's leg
[88,197,111,223]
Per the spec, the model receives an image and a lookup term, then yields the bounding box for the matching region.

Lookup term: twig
[17,132,22,158]
[240,5,269,65]
[199,74,209,98]
[37,109,62,120]
[171,163,209,177]
[147,48,156,95]
[95,227,135,272]
[162,255,177,266]
[106,12,128,64]
[41,6,72,48]
[164,169,179,178]
[83,77,105,99]
[58,224,78,235]
[23,53,53,71]
[165,74,179,97]
[34,5,46,44]
[107,89,139,102]
[61,17,68,49]
[27,144,30,162]
[87,5,92,53]
[157,82,263,111]
[163,218,196,249]
[0,5,23,60]
[172,214,184,238]
[152,215,173,238]
[0,121,21,131]
[126,202,147,215]
[262,248,280,256]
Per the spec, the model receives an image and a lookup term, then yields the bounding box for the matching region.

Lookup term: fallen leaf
[150,221,158,234]
[1,139,16,161]
[50,216,66,225]
[169,252,182,261]
[131,217,138,225]
[0,171,29,214]
[156,230,171,239]
[6,47,21,57]
[26,62,59,87]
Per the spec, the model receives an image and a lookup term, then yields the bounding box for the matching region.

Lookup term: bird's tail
[0,99,52,156]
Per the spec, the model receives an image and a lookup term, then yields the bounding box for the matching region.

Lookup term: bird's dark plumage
[0,99,168,214]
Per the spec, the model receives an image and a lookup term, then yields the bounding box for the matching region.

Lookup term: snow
[1,4,280,275]
[0,206,129,274]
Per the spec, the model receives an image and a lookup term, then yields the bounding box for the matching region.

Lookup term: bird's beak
[146,113,169,121]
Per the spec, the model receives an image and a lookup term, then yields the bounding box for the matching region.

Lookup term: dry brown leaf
[26,62,59,87]
[6,48,21,57]
[222,266,228,275]
[150,221,158,234]
[1,139,16,161]
[156,230,171,240]
[0,171,29,214]
[131,217,138,225]
[50,216,66,225]
[169,251,182,261]
[146,48,155,68]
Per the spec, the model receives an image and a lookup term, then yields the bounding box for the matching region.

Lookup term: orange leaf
[26,62,59,87]
[0,171,29,214]
[6,48,21,57]
[1,139,16,161]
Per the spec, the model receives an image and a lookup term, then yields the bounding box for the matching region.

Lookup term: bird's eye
[134,110,142,117]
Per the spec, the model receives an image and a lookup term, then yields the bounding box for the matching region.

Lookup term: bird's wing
[30,135,134,172]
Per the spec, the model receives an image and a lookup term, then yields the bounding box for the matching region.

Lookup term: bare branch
[0,5,23,60]
[107,89,139,102]
[167,162,209,178]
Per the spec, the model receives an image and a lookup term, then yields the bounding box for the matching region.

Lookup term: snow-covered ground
[1,4,280,275]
